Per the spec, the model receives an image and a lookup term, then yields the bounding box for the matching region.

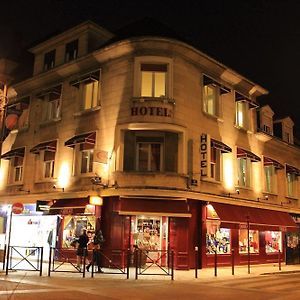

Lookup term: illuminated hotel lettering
[200,134,208,177]
[131,106,172,117]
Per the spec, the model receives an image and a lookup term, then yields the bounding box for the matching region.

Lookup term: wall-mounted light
[53,185,64,192]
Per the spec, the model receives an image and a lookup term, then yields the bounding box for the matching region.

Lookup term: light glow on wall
[252,162,261,194]
[57,161,71,188]
[223,154,234,190]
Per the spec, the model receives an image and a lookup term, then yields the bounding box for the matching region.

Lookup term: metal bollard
[195,246,198,278]
[214,250,217,277]
[231,249,235,275]
[278,250,281,271]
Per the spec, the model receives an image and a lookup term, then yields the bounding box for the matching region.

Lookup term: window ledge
[7,182,23,187]
[235,185,253,191]
[202,111,221,121]
[201,178,222,185]
[10,126,29,134]
[234,125,250,133]
[40,118,61,127]
[262,191,278,196]
[74,106,101,117]
[285,195,298,201]
[34,179,56,184]
[132,97,176,105]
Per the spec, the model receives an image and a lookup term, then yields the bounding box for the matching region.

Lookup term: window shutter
[123,131,136,171]
[165,132,178,172]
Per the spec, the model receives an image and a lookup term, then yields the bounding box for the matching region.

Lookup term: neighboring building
[0,20,299,269]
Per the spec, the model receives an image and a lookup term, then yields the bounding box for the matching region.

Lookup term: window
[65,39,78,62]
[236,101,249,129]
[141,64,167,97]
[210,147,221,181]
[123,131,178,173]
[13,156,23,183]
[44,50,56,71]
[287,172,297,197]
[206,227,231,255]
[81,150,94,174]
[264,165,276,193]
[83,81,99,110]
[239,230,259,254]
[265,231,282,253]
[44,151,55,178]
[203,85,218,116]
[237,157,251,187]
[263,124,271,134]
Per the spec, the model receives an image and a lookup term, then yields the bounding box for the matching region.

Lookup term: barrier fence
[6,246,43,276]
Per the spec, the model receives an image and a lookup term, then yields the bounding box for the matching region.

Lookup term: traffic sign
[12,203,24,214]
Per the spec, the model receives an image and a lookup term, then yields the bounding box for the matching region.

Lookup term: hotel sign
[131,106,172,117]
[200,134,208,177]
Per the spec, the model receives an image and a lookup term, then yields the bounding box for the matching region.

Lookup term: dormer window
[274,117,294,144]
[44,50,56,71]
[65,39,78,62]
[257,105,274,135]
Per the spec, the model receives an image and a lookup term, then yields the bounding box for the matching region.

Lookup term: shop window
[43,49,56,71]
[44,151,55,178]
[124,131,178,173]
[141,64,167,98]
[12,156,23,183]
[237,157,251,187]
[62,215,95,248]
[203,85,218,116]
[239,230,259,254]
[287,172,297,197]
[65,39,78,62]
[206,226,231,255]
[265,231,282,253]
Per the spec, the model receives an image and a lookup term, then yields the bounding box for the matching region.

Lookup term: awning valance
[286,164,300,176]
[49,198,94,215]
[118,197,191,218]
[208,202,297,231]
[203,75,231,94]
[70,70,100,87]
[235,92,259,108]
[1,147,25,160]
[30,140,57,154]
[237,147,261,162]
[36,85,62,99]
[264,157,284,169]
[211,139,232,153]
[65,132,96,148]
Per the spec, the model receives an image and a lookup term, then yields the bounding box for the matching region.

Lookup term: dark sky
[1,0,300,136]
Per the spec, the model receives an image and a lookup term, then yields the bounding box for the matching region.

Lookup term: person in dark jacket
[86,229,104,273]
[76,228,89,270]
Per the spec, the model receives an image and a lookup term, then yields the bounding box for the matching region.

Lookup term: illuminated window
[236,101,249,129]
[39,86,62,122]
[265,231,282,253]
[81,149,94,174]
[237,157,251,187]
[83,81,99,110]
[137,142,162,172]
[141,64,167,97]
[287,172,297,197]
[44,151,55,178]
[65,39,78,62]
[239,230,259,254]
[206,227,231,255]
[210,147,221,181]
[203,85,218,116]
[44,50,56,71]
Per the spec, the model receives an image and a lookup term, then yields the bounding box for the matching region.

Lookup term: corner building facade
[1,21,300,269]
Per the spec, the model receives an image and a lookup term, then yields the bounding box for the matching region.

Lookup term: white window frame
[287,172,297,198]
[80,149,94,174]
[81,80,100,111]
[10,156,24,183]
[210,147,221,181]
[133,56,173,99]
[203,84,219,117]
[43,151,55,179]
[264,165,277,194]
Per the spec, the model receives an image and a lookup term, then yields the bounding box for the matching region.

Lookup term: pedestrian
[76,228,90,271]
[86,229,104,273]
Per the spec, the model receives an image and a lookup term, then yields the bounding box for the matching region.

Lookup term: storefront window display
[265,231,282,253]
[62,215,95,248]
[239,230,259,254]
[206,224,231,254]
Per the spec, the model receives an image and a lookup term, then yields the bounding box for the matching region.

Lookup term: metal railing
[135,249,174,280]
[6,246,43,276]
[48,247,87,278]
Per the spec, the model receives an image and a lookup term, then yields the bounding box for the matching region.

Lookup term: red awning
[264,157,284,169]
[209,202,297,231]
[64,132,96,148]
[237,147,261,162]
[1,147,25,159]
[30,140,57,154]
[118,197,191,217]
[49,198,93,215]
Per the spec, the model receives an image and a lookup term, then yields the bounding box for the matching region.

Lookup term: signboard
[94,150,108,164]
[36,201,50,212]
[12,203,24,214]
[239,223,249,230]
[131,106,172,117]
[200,134,208,177]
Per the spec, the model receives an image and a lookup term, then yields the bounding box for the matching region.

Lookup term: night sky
[1,0,300,137]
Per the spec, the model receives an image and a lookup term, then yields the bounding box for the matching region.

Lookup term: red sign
[12,203,24,214]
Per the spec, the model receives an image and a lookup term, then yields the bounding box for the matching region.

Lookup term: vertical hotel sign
[200,134,209,177]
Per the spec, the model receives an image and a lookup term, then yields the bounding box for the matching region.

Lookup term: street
[0,272,300,300]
